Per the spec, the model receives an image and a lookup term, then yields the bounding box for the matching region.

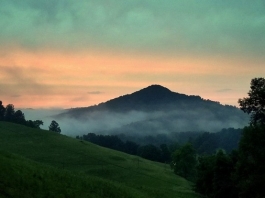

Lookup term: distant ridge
[55,84,248,134]
[58,84,205,116]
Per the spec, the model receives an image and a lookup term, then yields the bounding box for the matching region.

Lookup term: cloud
[71,96,89,102]
[216,89,232,93]
[11,95,21,98]
[0,65,49,95]
[87,91,103,95]
[1,0,265,57]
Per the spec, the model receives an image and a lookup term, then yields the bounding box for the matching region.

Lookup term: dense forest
[76,127,242,162]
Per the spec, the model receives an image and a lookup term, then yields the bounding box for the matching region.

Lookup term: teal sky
[0,0,264,55]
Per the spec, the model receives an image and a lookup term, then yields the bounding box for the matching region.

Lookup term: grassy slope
[0,150,144,198]
[0,122,200,198]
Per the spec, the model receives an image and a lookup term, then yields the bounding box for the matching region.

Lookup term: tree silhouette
[236,78,265,197]
[5,104,15,121]
[14,110,26,124]
[0,101,5,121]
[33,120,44,129]
[49,120,61,133]
[196,150,238,198]
[238,77,265,125]
[171,143,196,180]
[236,125,265,198]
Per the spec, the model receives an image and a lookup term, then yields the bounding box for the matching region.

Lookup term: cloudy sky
[0,0,264,108]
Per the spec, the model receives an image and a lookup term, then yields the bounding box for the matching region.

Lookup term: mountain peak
[145,84,171,91]
[137,84,172,95]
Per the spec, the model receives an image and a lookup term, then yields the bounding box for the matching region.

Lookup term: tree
[33,120,43,129]
[171,143,197,180]
[196,154,215,196]
[137,144,162,162]
[160,144,171,163]
[26,120,44,129]
[14,110,26,124]
[124,140,139,155]
[213,150,237,198]
[236,78,265,197]
[236,125,265,198]
[0,101,5,120]
[4,104,15,121]
[196,150,238,198]
[238,77,265,125]
[49,120,61,133]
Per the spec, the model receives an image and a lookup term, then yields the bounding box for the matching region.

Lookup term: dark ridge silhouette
[58,84,211,117]
[55,84,248,134]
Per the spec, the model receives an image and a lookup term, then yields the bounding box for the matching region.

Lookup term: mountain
[55,85,249,136]
[59,85,215,115]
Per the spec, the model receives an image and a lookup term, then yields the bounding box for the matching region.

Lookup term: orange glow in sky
[1,47,263,109]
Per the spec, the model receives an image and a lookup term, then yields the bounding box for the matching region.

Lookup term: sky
[0,0,265,109]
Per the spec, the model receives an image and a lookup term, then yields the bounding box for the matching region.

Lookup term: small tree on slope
[49,120,61,133]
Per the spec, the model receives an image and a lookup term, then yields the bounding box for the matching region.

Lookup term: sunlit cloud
[88,91,103,95]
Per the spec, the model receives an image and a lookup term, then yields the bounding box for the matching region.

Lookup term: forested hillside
[55,85,248,136]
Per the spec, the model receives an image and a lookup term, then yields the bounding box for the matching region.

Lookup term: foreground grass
[0,150,146,198]
[0,122,201,198]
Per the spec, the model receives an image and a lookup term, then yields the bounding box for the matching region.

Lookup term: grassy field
[0,121,201,198]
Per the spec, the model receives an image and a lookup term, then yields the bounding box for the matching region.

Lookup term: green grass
[0,121,201,198]
[0,150,145,198]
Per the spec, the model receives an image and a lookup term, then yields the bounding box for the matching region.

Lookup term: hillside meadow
[0,121,201,198]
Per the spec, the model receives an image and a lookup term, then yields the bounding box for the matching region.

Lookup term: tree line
[0,101,61,133]
[0,102,44,128]
[76,133,172,163]
[76,127,241,165]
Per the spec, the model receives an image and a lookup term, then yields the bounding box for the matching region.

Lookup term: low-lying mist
[22,108,249,138]
[22,108,66,130]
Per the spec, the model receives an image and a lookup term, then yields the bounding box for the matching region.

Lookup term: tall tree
[49,120,61,133]
[171,143,197,180]
[196,155,215,196]
[213,150,237,198]
[196,151,238,198]
[236,125,265,198]
[236,78,265,197]
[0,101,5,121]
[238,77,265,125]
[4,104,15,122]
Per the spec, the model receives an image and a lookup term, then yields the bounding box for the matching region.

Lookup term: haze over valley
[23,85,248,138]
